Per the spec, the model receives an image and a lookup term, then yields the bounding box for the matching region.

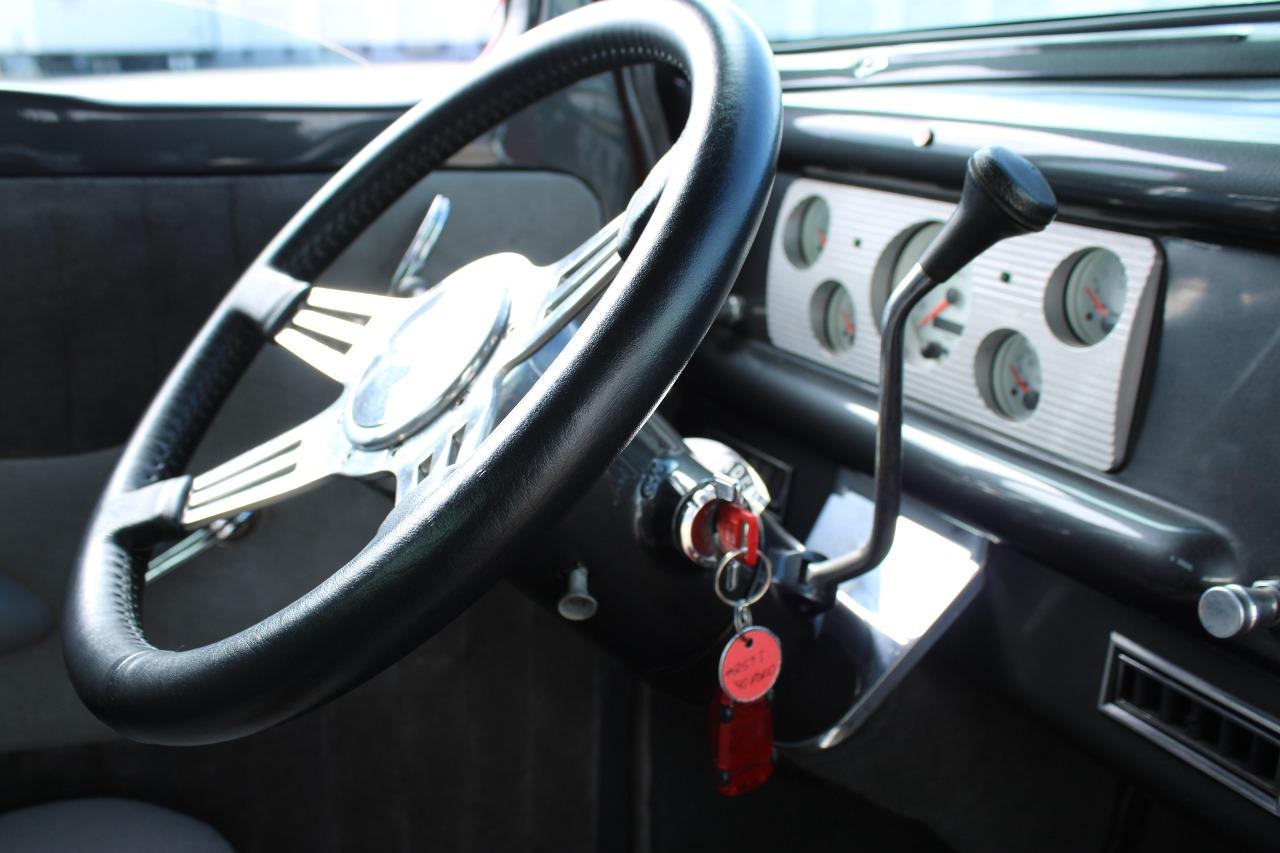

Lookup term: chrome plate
[180,216,624,528]
[344,273,509,448]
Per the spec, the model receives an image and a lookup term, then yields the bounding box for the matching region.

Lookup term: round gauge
[986,332,1042,421]
[878,222,972,364]
[811,281,856,353]
[783,196,831,268]
[1063,248,1126,345]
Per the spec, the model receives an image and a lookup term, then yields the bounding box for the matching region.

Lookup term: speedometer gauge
[783,196,830,269]
[879,222,972,364]
[1063,248,1126,345]
[984,332,1042,421]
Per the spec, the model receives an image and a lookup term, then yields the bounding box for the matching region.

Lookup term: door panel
[0,173,325,457]
[0,168,602,751]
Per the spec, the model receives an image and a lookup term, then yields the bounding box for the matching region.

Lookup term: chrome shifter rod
[797,146,1058,597]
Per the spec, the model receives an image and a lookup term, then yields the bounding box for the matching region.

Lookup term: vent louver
[1100,633,1280,815]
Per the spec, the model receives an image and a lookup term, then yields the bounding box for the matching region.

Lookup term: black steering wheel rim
[64,0,780,745]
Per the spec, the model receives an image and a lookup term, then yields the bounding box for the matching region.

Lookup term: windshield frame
[765,1,1280,52]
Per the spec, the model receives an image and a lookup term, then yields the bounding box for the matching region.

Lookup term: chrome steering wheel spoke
[274,286,406,384]
[182,283,414,527]
[497,215,623,369]
[384,393,492,503]
[181,404,353,526]
[371,218,625,505]
[186,217,626,525]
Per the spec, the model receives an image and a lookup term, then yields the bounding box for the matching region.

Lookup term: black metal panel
[692,334,1235,611]
[985,548,1280,850]
[781,81,1280,247]
[717,83,1280,668]
[700,236,1280,669]
[1118,239,1280,588]
[0,91,399,176]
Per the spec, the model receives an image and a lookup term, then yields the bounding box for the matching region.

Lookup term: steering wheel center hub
[344,274,510,448]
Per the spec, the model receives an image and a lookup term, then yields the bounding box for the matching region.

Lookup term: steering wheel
[63,0,780,744]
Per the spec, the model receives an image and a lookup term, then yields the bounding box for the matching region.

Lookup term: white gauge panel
[765,178,1161,471]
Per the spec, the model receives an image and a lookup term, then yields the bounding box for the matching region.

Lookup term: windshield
[0,0,501,82]
[731,0,1272,43]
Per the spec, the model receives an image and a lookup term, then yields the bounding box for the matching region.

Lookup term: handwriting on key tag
[712,548,780,704]
[719,624,782,703]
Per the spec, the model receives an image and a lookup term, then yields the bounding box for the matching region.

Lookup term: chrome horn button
[343,273,510,449]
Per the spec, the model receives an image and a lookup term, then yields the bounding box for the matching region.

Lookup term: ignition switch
[669,438,771,568]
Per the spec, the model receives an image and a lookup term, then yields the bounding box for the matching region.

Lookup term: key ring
[713,547,773,610]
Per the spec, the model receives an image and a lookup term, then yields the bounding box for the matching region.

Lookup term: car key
[709,546,781,796]
[716,502,760,590]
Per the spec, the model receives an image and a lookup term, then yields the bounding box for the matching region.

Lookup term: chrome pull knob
[1198,581,1280,638]
[391,194,451,296]
[557,566,598,622]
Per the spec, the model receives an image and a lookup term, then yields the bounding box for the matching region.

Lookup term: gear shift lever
[787,146,1057,603]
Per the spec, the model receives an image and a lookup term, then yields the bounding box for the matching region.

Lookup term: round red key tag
[718,625,782,704]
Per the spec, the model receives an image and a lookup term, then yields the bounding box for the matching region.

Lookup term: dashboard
[765,178,1160,471]
[686,24,1280,844]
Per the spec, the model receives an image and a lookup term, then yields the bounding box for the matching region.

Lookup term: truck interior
[1,1,1278,850]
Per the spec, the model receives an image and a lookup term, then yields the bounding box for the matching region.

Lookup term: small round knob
[557,566,598,622]
[1198,582,1280,639]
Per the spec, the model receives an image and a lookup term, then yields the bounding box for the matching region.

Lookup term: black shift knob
[917,146,1057,283]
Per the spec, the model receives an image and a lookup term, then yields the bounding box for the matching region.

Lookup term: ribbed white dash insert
[765,178,1160,471]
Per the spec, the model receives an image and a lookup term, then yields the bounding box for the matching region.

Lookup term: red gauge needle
[1010,365,1030,394]
[816,229,828,248]
[841,313,855,336]
[1084,286,1109,316]
[917,298,950,330]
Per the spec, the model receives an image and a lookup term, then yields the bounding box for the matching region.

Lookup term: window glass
[0,0,502,81]
[731,0,1272,43]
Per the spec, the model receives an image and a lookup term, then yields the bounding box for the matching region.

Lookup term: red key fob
[710,624,781,796]
[710,689,775,796]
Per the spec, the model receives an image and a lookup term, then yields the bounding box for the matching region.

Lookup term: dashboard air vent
[1100,633,1280,815]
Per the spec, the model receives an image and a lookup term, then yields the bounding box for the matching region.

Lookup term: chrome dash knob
[557,566,598,622]
[1198,582,1280,639]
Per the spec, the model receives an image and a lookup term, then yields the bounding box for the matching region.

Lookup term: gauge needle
[917,298,950,330]
[816,229,828,248]
[841,313,855,336]
[1084,286,1109,316]
[1010,365,1030,394]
